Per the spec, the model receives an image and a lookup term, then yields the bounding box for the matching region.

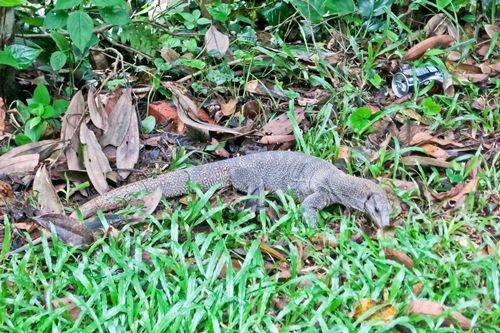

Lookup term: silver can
[392,66,444,97]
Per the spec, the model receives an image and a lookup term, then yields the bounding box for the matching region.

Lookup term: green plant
[15,84,69,144]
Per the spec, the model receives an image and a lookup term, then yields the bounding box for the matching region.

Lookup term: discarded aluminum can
[392,65,444,97]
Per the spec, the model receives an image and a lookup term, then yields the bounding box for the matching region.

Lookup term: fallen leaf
[51,297,81,321]
[87,87,108,131]
[0,180,14,199]
[0,140,63,162]
[0,154,39,175]
[219,258,242,278]
[204,25,229,58]
[310,233,338,250]
[407,299,472,330]
[0,97,5,136]
[420,143,449,160]
[116,109,140,179]
[259,134,296,144]
[131,187,163,216]
[412,282,424,296]
[220,98,237,116]
[160,48,180,63]
[401,156,453,168]
[61,92,85,171]
[446,178,478,208]
[260,242,287,262]
[163,82,241,136]
[404,35,455,61]
[384,248,415,268]
[32,214,94,246]
[80,122,111,194]
[409,131,464,147]
[100,88,133,147]
[245,80,289,100]
[33,165,64,214]
[260,108,305,136]
[350,299,397,325]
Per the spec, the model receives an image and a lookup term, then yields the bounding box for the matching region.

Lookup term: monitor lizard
[72,151,391,227]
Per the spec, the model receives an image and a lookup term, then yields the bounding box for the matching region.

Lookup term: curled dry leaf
[404,35,455,61]
[100,88,133,147]
[407,299,472,330]
[87,87,108,131]
[116,109,140,179]
[32,214,94,246]
[61,91,85,170]
[80,122,111,194]
[350,299,397,325]
[409,131,464,148]
[384,248,415,268]
[204,25,229,59]
[0,154,39,175]
[51,297,81,321]
[163,81,241,136]
[259,134,296,145]
[33,165,64,214]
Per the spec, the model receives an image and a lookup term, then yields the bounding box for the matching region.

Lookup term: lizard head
[364,187,391,228]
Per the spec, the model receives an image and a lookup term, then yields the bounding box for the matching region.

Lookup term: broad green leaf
[91,0,124,7]
[43,10,68,29]
[27,116,42,130]
[358,0,393,18]
[0,44,41,69]
[50,51,67,70]
[25,120,47,142]
[141,115,156,133]
[33,84,51,105]
[178,58,206,70]
[421,97,442,116]
[99,5,131,25]
[0,0,23,7]
[290,0,354,23]
[348,106,372,134]
[67,11,94,52]
[263,2,292,26]
[15,133,32,145]
[55,0,82,10]
[53,99,69,116]
[206,2,231,22]
[51,31,70,52]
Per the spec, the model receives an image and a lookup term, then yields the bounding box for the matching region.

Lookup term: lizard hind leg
[230,167,265,212]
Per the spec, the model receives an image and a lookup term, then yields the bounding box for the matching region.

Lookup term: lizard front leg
[230,168,265,212]
[302,192,331,227]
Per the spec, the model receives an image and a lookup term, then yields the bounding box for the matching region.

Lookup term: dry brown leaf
[100,89,133,147]
[412,282,425,296]
[245,80,288,100]
[204,25,229,58]
[484,24,500,47]
[80,122,111,194]
[220,98,237,116]
[260,108,305,136]
[61,91,85,171]
[131,187,163,216]
[407,299,472,330]
[310,233,338,250]
[160,48,180,63]
[409,131,464,147]
[0,154,39,175]
[259,135,296,144]
[401,156,453,168]
[163,82,241,136]
[404,35,455,61]
[219,258,242,278]
[87,87,108,131]
[32,214,94,246]
[384,248,414,268]
[116,109,139,179]
[259,242,287,262]
[51,297,81,321]
[424,14,448,37]
[446,178,478,208]
[0,97,5,136]
[420,143,449,160]
[33,165,64,214]
[0,140,63,162]
[350,299,397,325]
[0,180,14,199]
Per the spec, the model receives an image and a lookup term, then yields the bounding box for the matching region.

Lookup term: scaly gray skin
[73,151,391,227]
